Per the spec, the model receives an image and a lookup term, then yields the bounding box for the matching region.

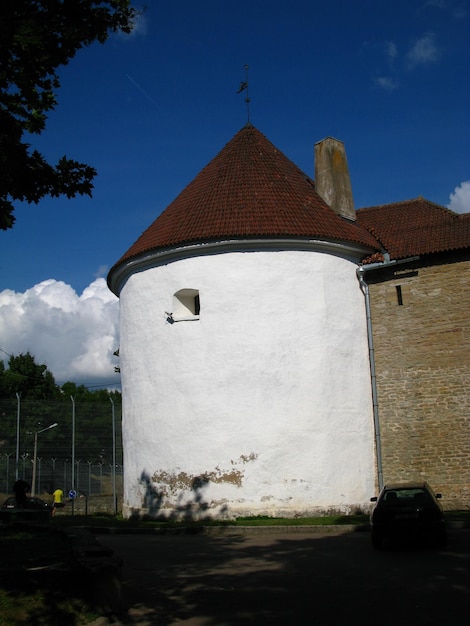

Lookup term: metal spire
[236,64,251,123]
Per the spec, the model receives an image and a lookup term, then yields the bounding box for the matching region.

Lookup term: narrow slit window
[396,285,403,306]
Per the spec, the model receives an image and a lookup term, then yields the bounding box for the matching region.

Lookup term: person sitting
[13,479,30,509]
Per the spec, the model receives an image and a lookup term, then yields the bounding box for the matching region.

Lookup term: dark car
[370,482,447,549]
[1,496,51,511]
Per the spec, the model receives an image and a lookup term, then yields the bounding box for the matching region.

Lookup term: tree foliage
[0,351,121,403]
[1,351,58,399]
[0,0,138,230]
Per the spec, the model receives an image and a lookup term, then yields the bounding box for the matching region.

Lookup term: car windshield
[382,488,430,506]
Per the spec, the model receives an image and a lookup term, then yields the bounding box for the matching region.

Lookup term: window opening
[171,289,200,321]
[396,285,403,306]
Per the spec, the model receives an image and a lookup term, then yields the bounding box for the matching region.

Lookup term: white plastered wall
[118,248,376,518]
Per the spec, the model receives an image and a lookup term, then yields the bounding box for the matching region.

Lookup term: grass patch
[50,509,470,530]
[0,526,101,625]
[50,511,371,530]
[233,514,369,526]
[0,588,99,626]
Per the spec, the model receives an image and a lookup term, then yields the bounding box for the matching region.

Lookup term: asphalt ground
[94,526,470,626]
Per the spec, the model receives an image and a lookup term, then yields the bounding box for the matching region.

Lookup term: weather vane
[237,64,251,123]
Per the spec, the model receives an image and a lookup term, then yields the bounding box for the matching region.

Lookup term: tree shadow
[135,470,163,516]
[101,527,470,626]
[129,471,227,521]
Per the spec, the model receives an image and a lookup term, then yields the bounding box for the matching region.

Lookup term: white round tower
[108,124,380,519]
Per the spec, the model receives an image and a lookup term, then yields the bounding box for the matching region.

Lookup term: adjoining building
[108,124,470,518]
[357,199,470,509]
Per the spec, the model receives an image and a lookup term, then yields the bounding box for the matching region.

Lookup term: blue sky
[0,0,469,387]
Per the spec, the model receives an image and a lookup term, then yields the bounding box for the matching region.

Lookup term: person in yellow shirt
[52,488,64,515]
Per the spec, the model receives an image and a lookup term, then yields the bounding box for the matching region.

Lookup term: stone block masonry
[368,251,470,509]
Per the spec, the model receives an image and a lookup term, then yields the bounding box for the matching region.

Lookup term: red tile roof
[110,124,379,272]
[109,126,470,286]
[357,197,470,260]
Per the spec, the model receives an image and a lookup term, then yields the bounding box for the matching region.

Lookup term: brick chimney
[314,137,356,221]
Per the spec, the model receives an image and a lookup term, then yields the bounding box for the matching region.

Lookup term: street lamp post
[31,423,57,497]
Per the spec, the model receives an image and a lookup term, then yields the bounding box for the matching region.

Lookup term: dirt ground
[97,526,470,625]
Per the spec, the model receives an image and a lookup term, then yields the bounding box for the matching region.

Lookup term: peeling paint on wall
[151,453,258,496]
[237,452,258,464]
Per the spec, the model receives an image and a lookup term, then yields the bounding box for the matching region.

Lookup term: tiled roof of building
[110,124,380,272]
[357,197,470,260]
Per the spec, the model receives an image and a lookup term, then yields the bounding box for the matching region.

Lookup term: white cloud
[0,278,120,388]
[130,10,148,37]
[407,33,440,68]
[423,0,446,8]
[93,264,109,280]
[421,0,467,18]
[447,180,470,213]
[118,7,148,39]
[385,41,398,63]
[374,76,399,92]
[452,5,468,19]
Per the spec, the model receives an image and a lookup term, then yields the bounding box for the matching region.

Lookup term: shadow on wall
[130,471,228,520]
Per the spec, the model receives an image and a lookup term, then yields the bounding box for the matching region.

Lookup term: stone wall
[367,251,470,509]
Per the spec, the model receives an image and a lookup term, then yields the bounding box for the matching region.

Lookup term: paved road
[97,527,470,626]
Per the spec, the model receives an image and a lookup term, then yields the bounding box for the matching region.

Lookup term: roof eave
[107,237,375,296]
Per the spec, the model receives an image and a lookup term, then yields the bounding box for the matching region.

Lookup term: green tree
[0,0,138,230]
[60,381,120,403]
[0,360,7,397]
[0,351,59,400]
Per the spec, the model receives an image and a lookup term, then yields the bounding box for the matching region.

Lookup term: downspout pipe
[357,265,384,491]
[356,255,419,492]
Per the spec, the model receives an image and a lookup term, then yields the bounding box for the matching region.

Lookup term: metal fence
[0,398,123,511]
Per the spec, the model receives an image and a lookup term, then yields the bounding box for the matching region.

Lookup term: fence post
[71,396,75,516]
[110,398,117,515]
[21,453,28,480]
[51,458,56,489]
[88,461,92,495]
[15,392,21,481]
[76,460,81,492]
[5,453,12,494]
[37,457,41,495]
[63,459,68,492]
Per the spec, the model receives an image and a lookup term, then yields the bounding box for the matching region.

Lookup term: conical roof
[109,124,379,281]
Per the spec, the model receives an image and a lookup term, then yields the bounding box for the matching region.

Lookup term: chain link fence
[0,398,123,514]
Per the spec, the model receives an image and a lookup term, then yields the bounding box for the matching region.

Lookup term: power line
[1,347,121,390]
